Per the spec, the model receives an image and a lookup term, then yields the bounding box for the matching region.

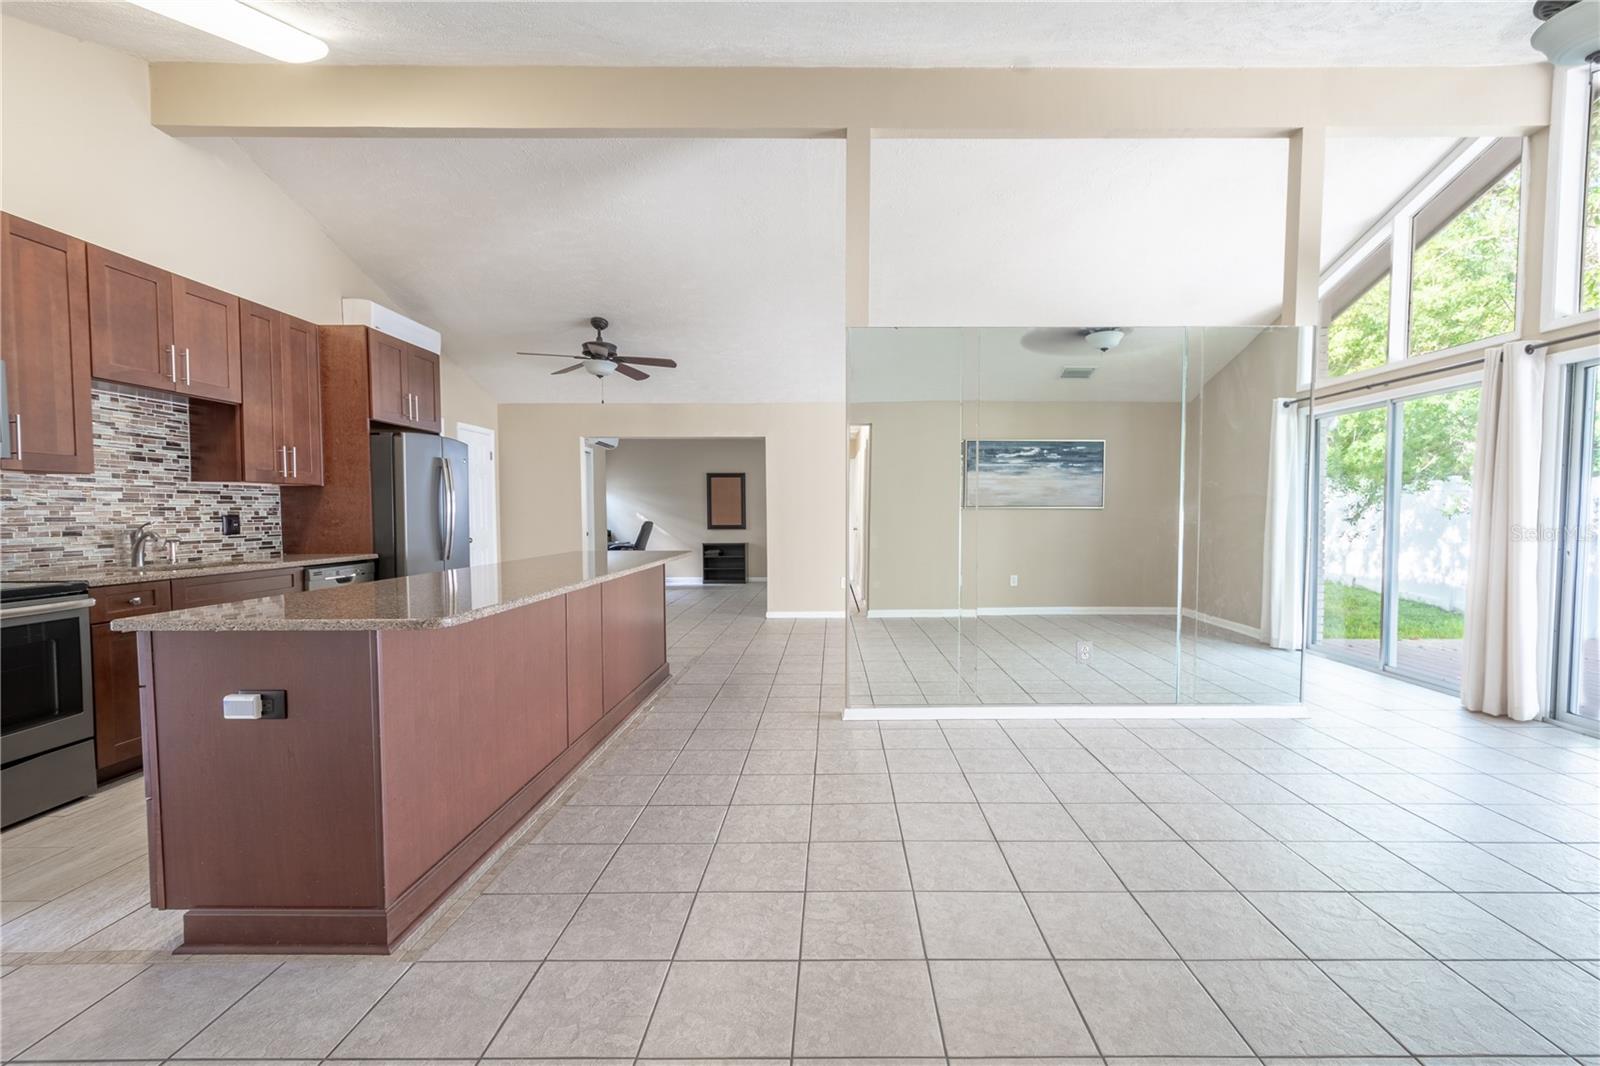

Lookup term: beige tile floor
[848,611,1306,706]
[1,582,1598,1063]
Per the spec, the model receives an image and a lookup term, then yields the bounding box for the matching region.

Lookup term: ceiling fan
[517,317,679,380]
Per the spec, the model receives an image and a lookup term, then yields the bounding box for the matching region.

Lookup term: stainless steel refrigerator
[370,430,471,578]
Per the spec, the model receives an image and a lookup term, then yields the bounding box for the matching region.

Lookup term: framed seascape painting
[963,439,1106,509]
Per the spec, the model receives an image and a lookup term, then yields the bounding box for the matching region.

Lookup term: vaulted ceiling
[232,133,1455,403]
[4,1,1539,68]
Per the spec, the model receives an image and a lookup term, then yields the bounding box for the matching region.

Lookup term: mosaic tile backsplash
[1,384,281,572]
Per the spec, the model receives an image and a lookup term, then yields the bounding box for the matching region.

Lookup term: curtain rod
[1294,353,1487,407]
[1526,328,1600,354]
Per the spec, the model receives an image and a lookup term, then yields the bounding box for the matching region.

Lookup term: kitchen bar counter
[129,551,680,953]
[5,552,378,588]
[113,550,683,632]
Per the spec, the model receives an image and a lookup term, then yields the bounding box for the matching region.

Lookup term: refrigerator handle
[441,456,457,563]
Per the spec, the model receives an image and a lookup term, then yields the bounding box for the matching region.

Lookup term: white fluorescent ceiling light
[127,0,329,63]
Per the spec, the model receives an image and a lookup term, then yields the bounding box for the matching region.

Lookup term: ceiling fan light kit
[1082,328,1126,352]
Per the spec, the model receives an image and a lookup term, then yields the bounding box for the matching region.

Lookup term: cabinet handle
[278,444,288,478]
[290,445,298,479]
[182,348,191,386]
[128,595,143,606]
[167,344,178,383]
[9,413,20,459]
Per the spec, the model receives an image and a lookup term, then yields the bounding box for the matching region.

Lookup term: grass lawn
[1321,581,1465,640]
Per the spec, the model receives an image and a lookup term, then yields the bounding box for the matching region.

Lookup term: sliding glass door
[1311,383,1480,692]
[1556,361,1600,727]
[1314,406,1388,670]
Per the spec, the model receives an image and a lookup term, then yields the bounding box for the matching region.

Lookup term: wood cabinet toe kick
[136,564,668,953]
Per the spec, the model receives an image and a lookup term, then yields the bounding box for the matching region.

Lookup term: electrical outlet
[1076,640,1093,663]
[1009,574,1019,587]
[220,513,241,536]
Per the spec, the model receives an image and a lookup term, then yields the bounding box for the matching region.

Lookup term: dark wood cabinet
[87,245,175,392]
[170,567,301,610]
[405,344,440,432]
[172,275,241,403]
[87,245,244,404]
[368,330,408,425]
[0,213,94,474]
[278,314,324,484]
[192,303,323,486]
[90,580,172,781]
[368,329,441,433]
[92,624,145,779]
[565,585,604,743]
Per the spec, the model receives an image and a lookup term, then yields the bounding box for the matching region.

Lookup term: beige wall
[439,357,499,441]
[1184,330,1302,632]
[499,404,843,614]
[605,438,768,581]
[0,16,493,437]
[850,400,1185,612]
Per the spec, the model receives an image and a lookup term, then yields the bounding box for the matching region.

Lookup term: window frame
[1539,64,1600,333]
[1317,135,1529,389]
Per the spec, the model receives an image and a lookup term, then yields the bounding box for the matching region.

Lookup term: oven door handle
[0,596,96,620]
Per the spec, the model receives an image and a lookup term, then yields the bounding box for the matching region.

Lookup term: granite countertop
[3,553,380,589]
[112,550,687,633]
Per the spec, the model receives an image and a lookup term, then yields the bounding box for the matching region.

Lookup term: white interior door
[580,444,596,552]
[848,424,871,612]
[455,422,499,566]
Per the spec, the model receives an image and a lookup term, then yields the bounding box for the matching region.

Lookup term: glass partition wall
[845,325,1311,711]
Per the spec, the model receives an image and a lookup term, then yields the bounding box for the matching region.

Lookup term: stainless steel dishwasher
[304,561,377,590]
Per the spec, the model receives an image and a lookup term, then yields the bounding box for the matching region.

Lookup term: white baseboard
[668,576,769,587]
[766,610,846,619]
[1181,608,1265,642]
[844,703,1307,721]
[866,606,1179,620]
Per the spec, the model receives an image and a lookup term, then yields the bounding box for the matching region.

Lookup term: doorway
[455,422,499,566]
[1310,382,1480,692]
[847,424,871,614]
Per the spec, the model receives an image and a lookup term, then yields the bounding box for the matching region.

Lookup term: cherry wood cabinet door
[237,300,285,483]
[92,622,146,779]
[0,214,93,474]
[278,314,323,485]
[404,344,441,432]
[172,275,241,403]
[367,330,408,426]
[87,245,174,391]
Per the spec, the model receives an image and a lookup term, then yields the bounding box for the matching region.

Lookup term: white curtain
[1461,343,1546,720]
[1261,397,1307,650]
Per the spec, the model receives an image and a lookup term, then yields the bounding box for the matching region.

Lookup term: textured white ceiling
[870,135,1461,330]
[848,326,1272,404]
[871,138,1293,327]
[1322,135,1459,260]
[233,133,1454,403]
[3,1,1538,68]
[233,137,846,404]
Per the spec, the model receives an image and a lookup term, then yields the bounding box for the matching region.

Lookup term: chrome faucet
[129,523,165,568]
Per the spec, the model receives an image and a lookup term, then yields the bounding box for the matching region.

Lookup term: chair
[611,520,653,551]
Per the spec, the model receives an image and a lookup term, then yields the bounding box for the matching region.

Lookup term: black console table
[702,543,747,584]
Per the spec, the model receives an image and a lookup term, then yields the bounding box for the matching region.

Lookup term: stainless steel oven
[1,580,98,827]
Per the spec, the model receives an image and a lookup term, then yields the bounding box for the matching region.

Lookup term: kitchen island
[114,550,684,954]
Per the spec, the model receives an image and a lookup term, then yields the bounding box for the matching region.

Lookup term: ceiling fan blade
[551,362,584,375]
[612,356,678,368]
[615,363,649,381]
[518,351,579,359]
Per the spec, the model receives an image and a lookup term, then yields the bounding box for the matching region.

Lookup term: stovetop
[0,579,92,605]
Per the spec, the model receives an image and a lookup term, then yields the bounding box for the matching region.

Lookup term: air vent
[1060,367,1095,380]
